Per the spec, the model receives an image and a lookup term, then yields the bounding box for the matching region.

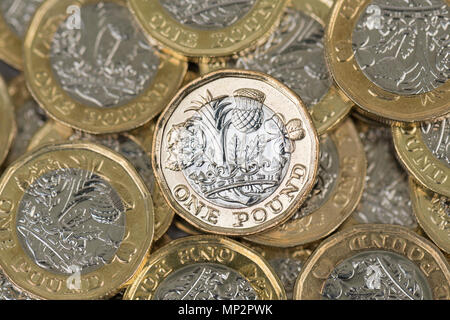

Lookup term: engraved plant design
[421,117,450,167]
[322,253,429,300]
[353,0,450,95]
[166,89,305,208]
[430,194,450,232]
[154,264,257,300]
[236,9,331,107]
[50,2,159,108]
[16,168,126,275]
[159,0,256,29]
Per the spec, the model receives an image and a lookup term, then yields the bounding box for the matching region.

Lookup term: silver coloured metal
[69,132,155,193]
[353,127,417,227]
[0,0,44,38]
[166,89,292,209]
[421,116,450,167]
[268,258,302,300]
[352,0,450,95]
[322,250,432,300]
[16,168,126,275]
[154,263,257,300]
[7,100,47,163]
[236,9,331,108]
[50,2,160,108]
[0,271,32,300]
[159,0,256,30]
[291,136,339,220]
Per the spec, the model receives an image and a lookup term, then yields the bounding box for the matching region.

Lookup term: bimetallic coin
[326,0,450,123]
[24,0,187,134]
[27,121,173,241]
[0,75,15,168]
[0,142,154,299]
[124,236,286,300]
[241,240,315,299]
[0,0,43,69]
[4,75,47,166]
[153,70,319,236]
[128,0,288,58]
[393,117,450,198]
[343,122,418,228]
[235,0,353,135]
[293,225,450,300]
[245,118,366,247]
[410,178,450,254]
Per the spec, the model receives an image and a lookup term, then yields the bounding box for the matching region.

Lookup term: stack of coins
[0,0,448,301]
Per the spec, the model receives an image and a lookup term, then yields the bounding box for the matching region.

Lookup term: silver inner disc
[16,168,126,275]
[421,116,450,168]
[154,263,258,300]
[352,0,449,95]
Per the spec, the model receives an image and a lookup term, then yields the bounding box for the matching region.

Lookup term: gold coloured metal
[392,123,450,198]
[24,0,187,134]
[326,0,450,123]
[410,177,450,254]
[27,120,173,241]
[0,75,16,168]
[128,0,288,59]
[245,118,366,247]
[293,224,450,300]
[153,69,319,236]
[124,235,286,300]
[0,11,23,70]
[0,142,154,299]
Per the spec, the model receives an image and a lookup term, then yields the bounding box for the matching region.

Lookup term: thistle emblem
[231,88,266,133]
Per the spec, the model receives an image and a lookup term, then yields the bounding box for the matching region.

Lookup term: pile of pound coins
[0,0,448,300]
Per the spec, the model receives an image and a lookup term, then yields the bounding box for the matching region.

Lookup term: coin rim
[0,75,16,167]
[325,0,450,123]
[0,9,23,70]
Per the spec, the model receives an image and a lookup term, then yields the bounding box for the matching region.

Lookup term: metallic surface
[50,2,160,108]
[0,75,15,167]
[421,116,450,167]
[159,0,256,30]
[0,0,44,38]
[352,0,449,95]
[0,271,32,300]
[154,263,257,300]
[322,250,432,300]
[153,69,319,236]
[294,224,450,300]
[124,235,286,300]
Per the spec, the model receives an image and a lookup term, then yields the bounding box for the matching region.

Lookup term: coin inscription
[421,117,450,168]
[0,0,44,38]
[166,88,296,209]
[159,0,257,30]
[322,250,432,300]
[16,168,126,275]
[352,0,450,95]
[50,2,160,108]
[154,263,257,300]
[236,9,331,107]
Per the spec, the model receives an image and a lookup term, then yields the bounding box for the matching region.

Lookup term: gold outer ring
[0,75,16,168]
[128,0,288,59]
[24,0,187,134]
[0,11,23,70]
[0,142,154,299]
[293,224,450,300]
[325,0,450,123]
[26,120,173,241]
[124,235,286,300]
[153,69,319,236]
[392,124,450,198]
[244,118,366,247]
[410,177,450,254]
[199,0,354,136]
